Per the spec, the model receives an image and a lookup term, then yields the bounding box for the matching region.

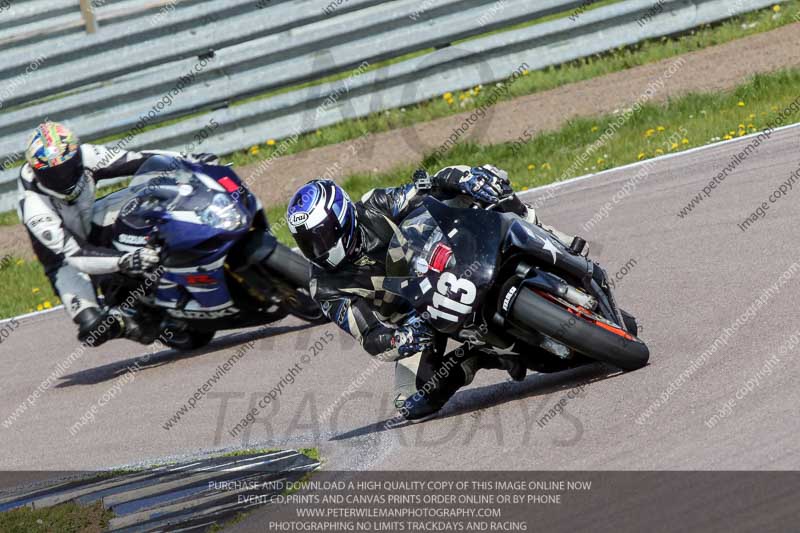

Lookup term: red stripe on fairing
[218,177,239,193]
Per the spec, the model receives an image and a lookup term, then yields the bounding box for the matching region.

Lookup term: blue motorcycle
[97,156,323,350]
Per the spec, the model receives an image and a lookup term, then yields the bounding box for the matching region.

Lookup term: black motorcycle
[95,156,323,350]
[382,195,649,371]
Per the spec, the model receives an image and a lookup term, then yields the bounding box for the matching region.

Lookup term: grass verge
[0,501,113,533]
[2,67,800,320]
[0,2,796,227]
[222,1,799,167]
[264,67,800,242]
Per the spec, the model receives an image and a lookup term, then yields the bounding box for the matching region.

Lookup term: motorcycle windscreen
[388,198,504,334]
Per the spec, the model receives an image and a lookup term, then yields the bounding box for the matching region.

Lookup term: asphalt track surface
[2,124,800,475]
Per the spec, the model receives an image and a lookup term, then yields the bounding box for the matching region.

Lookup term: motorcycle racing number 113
[427,272,477,322]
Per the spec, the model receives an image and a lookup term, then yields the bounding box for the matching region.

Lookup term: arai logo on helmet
[289,212,309,227]
[120,198,140,218]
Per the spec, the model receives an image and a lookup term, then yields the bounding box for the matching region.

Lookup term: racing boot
[76,307,124,347]
[496,354,527,381]
[469,350,526,382]
[503,194,587,256]
[77,307,158,347]
[399,393,446,423]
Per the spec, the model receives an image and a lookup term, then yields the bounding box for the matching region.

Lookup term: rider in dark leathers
[288,165,579,421]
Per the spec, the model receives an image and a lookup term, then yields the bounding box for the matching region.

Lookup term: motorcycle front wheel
[508,287,649,371]
[264,243,326,323]
[166,329,217,351]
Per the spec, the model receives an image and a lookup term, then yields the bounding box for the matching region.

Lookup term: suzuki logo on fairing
[289,212,309,227]
[118,234,148,245]
[169,307,239,319]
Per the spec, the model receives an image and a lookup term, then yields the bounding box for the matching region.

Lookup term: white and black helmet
[286,179,361,270]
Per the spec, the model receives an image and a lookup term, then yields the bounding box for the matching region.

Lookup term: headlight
[201,193,246,231]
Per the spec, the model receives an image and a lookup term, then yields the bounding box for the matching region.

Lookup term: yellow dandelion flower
[44,301,52,309]
[682,138,689,144]
[16,259,24,266]
[655,148,664,155]
[597,158,605,165]
[645,128,656,137]
[723,134,733,140]
[443,92,453,100]
[749,113,756,119]
[522,69,530,76]
[773,4,781,12]
[747,123,755,129]
[527,164,535,171]
[249,146,259,155]
[729,131,736,136]
[771,105,779,111]
[32,288,40,294]
[267,139,276,146]
[656,126,665,132]
[671,143,679,150]
[542,163,551,170]
[738,130,746,137]
[459,93,467,101]
[591,126,599,132]
[737,101,746,107]
[638,152,646,160]
[36,304,43,311]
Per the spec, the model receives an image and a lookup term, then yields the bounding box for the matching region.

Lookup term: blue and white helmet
[287,179,360,270]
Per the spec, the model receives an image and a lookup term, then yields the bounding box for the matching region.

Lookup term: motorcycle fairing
[385,197,507,333]
[114,156,256,316]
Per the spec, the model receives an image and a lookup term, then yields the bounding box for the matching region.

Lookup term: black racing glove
[391,316,436,358]
[118,247,161,277]
[423,166,511,204]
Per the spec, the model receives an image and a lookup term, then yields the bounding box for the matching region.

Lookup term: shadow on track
[328,363,624,442]
[54,324,314,387]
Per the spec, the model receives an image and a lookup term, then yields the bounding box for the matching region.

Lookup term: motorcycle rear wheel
[508,287,649,371]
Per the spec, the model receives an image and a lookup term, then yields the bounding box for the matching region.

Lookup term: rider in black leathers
[287,165,579,421]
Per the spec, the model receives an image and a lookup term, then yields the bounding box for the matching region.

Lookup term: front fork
[492,260,629,334]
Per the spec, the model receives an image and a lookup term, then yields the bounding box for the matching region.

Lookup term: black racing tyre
[264,243,312,288]
[509,288,649,371]
[263,243,325,322]
[166,329,216,351]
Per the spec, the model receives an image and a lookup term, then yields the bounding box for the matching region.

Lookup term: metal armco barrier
[0,0,782,212]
